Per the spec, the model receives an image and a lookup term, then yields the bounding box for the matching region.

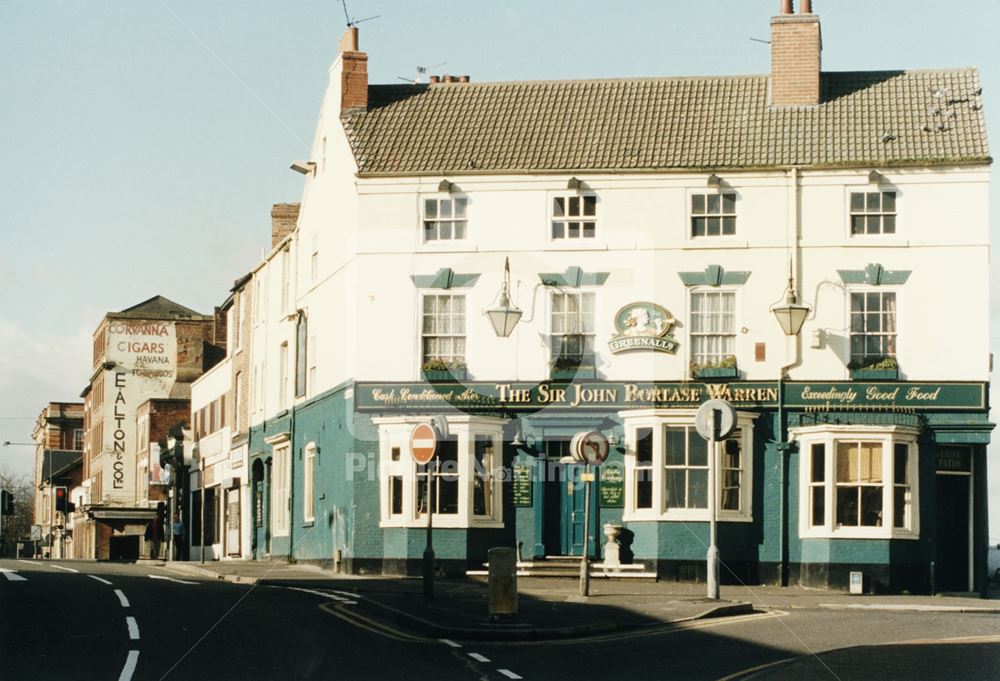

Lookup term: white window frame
[848,288,898,368]
[374,416,505,529]
[234,372,243,433]
[420,293,466,367]
[280,247,291,315]
[548,289,596,366]
[848,188,897,237]
[689,190,737,238]
[793,425,920,540]
[278,342,289,411]
[422,195,468,242]
[688,288,738,370]
[550,194,597,241]
[620,409,755,523]
[303,442,316,523]
[267,434,291,537]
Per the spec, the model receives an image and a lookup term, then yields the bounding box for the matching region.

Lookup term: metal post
[168,485,175,563]
[423,458,435,600]
[707,411,720,600]
[200,457,206,564]
[579,465,592,597]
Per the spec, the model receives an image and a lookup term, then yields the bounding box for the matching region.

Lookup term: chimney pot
[458,75,470,83]
[338,27,368,112]
[430,75,441,84]
[801,0,812,12]
[339,26,359,53]
[780,0,793,14]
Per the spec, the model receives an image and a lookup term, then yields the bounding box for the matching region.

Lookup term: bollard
[488,547,518,619]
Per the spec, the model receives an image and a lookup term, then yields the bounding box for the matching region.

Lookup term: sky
[2,0,999,530]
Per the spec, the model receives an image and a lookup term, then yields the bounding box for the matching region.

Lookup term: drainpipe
[777,166,804,587]
[287,411,296,563]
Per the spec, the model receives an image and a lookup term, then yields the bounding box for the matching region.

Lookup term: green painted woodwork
[410,268,481,289]
[837,263,911,286]
[537,266,610,287]
[678,265,751,287]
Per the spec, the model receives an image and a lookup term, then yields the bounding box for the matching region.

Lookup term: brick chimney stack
[338,26,368,112]
[271,203,300,248]
[770,0,822,106]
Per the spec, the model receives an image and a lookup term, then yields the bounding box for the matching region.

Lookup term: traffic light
[0,490,11,515]
[54,486,68,514]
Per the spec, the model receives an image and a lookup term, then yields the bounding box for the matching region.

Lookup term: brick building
[79,296,225,560]
[31,402,84,558]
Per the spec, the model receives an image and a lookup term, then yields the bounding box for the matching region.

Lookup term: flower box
[850,368,898,381]
[422,367,467,382]
[550,366,597,381]
[694,366,740,380]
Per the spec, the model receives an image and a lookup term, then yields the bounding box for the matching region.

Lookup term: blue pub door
[561,466,588,556]
[543,440,591,557]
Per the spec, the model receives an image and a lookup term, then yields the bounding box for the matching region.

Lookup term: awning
[88,508,157,521]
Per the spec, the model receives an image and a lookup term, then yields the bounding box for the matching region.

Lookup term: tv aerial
[340,0,379,28]
[397,62,447,84]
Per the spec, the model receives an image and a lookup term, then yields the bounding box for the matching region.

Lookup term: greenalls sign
[607,302,679,355]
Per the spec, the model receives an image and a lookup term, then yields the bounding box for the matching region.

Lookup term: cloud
[0,318,91,476]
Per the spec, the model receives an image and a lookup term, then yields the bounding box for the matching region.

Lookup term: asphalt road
[3,559,1000,680]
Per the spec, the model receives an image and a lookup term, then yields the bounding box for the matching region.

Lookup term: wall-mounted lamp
[509,419,524,447]
[566,176,584,191]
[868,170,884,185]
[485,257,523,337]
[290,161,317,175]
[707,173,723,188]
[438,179,457,193]
[770,275,811,336]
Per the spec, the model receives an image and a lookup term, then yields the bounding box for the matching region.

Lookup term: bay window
[796,425,918,539]
[375,416,505,528]
[622,409,755,522]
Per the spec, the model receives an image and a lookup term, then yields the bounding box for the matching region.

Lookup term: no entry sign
[410,423,437,464]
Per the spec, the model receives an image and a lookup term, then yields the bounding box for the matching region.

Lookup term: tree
[0,466,35,557]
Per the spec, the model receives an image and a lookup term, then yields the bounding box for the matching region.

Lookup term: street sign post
[568,431,610,597]
[410,423,438,599]
[695,399,737,600]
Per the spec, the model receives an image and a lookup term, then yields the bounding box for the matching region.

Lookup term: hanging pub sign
[608,302,679,355]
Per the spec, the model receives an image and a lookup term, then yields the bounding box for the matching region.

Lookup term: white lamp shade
[486,305,522,337]
[770,302,810,336]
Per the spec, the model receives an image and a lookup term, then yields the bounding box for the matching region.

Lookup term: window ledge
[302,520,314,528]
[682,239,750,250]
[800,529,919,540]
[379,518,503,530]
[543,241,609,252]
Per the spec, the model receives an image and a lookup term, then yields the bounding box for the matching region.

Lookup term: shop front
[354,379,991,593]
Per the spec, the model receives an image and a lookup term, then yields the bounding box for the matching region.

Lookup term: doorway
[936,473,971,592]
[542,440,593,557]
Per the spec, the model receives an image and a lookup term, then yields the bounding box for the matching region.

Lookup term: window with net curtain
[690,290,735,366]
[422,294,466,365]
[850,291,896,365]
[550,291,595,363]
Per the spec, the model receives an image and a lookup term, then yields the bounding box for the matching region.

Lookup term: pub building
[245,4,992,593]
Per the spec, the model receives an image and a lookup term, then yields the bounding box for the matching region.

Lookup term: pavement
[154,558,1000,642]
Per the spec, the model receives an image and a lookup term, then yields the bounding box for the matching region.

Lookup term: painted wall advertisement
[102,321,177,504]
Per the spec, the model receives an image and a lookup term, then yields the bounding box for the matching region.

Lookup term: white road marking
[49,564,78,573]
[280,586,357,604]
[149,574,197,585]
[118,650,139,681]
[115,589,130,607]
[0,568,26,582]
[88,575,113,585]
[16,560,34,565]
[498,671,523,680]
[468,652,491,663]
[439,638,462,648]
[126,616,140,640]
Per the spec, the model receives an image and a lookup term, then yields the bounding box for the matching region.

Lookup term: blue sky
[2,1,998,529]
